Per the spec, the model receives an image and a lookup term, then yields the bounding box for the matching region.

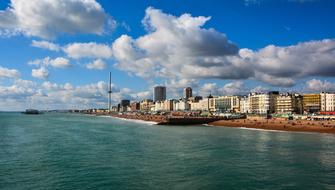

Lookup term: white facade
[249,93,270,114]
[154,101,164,111]
[190,98,209,111]
[211,96,240,113]
[276,94,293,114]
[140,99,153,111]
[239,96,249,113]
[153,100,174,111]
[248,92,278,114]
[174,100,190,111]
[321,92,335,111]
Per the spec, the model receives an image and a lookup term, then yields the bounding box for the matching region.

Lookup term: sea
[0,112,334,190]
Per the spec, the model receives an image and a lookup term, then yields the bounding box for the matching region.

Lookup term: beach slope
[209,119,335,134]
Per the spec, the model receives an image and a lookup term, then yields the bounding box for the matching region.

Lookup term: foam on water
[99,115,158,125]
[238,127,286,132]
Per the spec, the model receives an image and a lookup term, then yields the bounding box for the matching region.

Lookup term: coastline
[88,113,335,134]
[208,119,335,134]
[92,113,222,125]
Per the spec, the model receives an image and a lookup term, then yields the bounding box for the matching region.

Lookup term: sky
[0,0,335,111]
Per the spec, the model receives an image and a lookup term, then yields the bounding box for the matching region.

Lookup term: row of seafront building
[109,86,335,115]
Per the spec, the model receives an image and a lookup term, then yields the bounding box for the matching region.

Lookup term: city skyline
[1,0,335,110]
[113,86,333,115]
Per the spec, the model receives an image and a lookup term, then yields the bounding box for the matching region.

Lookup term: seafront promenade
[88,112,335,134]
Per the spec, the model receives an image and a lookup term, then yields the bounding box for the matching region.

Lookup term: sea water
[0,112,334,190]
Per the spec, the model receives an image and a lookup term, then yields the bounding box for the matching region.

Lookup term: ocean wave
[238,127,286,133]
[99,115,158,125]
[203,124,286,132]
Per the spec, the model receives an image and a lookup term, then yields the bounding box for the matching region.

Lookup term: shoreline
[93,113,222,125]
[208,119,335,134]
[88,113,335,134]
[98,114,159,125]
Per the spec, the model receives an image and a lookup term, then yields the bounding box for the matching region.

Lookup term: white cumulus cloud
[0,0,114,39]
[199,83,219,97]
[86,59,107,70]
[29,57,70,79]
[241,39,335,86]
[112,7,239,79]
[0,78,145,111]
[0,66,20,79]
[306,79,335,91]
[220,81,246,95]
[32,67,49,80]
[111,7,335,88]
[31,40,60,51]
[49,57,71,68]
[64,42,113,59]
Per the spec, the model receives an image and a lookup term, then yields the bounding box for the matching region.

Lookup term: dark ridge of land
[109,113,223,125]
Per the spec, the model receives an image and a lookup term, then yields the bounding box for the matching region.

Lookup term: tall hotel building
[184,87,192,99]
[153,86,166,102]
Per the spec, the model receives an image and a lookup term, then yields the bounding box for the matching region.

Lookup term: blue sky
[0,0,335,110]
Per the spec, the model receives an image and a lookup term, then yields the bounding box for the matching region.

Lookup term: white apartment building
[209,96,240,113]
[153,100,175,111]
[276,94,294,114]
[239,96,249,113]
[154,101,164,111]
[320,92,335,112]
[174,100,190,111]
[190,98,209,111]
[248,92,279,114]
